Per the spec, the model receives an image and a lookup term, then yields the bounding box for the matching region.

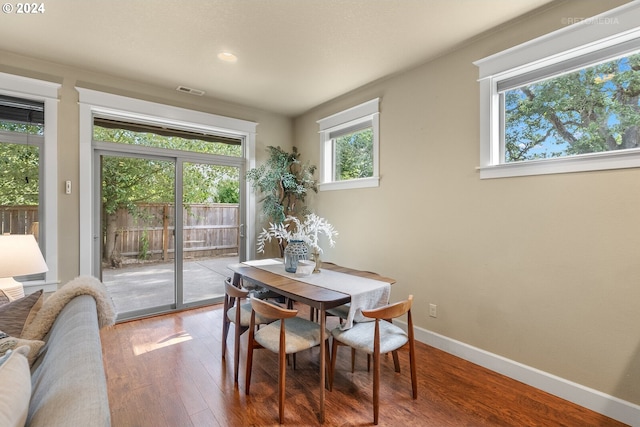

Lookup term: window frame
[0,72,60,293]
[317,98,380,191]
[474,2,640,179]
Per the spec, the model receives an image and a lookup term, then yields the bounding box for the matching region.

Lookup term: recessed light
[217,52,238,63]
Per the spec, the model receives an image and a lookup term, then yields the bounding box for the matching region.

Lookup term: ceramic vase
[283,240,309,273]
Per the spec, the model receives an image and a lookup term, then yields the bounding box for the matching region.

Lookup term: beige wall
[0,51,294,284]
[294,0,639,404]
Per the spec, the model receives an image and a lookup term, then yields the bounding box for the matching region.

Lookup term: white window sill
[319,176,380,191]
[23,280,60,295]
[478,149,640,179]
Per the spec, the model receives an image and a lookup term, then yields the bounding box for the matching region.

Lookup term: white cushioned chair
[245,296,330,424]
[330,295,417,425]
[221,275,273,385]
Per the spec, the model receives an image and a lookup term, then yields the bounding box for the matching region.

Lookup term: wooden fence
[0,206,39,236]
[0,203,239,262]
[112,203,240,261]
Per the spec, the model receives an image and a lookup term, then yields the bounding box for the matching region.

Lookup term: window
[0,96,44,242]
[93,117,243,156]
[317,98,379,190]
[0,73,60,292]
[475,2,640,179]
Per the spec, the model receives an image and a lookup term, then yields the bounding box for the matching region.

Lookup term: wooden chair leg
[392,350,401,373]
[373,349,380,425]
[245,334,254,395]
[233,324,242,384]
[221,315,229,359]
[325,341,332,391]
[351,348,356,373]
[409,339,417,399]
[330,337,339,388]
[279,349,287,424]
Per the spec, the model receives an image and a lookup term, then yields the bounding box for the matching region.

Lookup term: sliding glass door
[98,153,243,319]
[181,162,241,305]
[99,154,177,316]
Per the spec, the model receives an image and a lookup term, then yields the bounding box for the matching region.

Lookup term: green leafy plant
[246,146,317,225]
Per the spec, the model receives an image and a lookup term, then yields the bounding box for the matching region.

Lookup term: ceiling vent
[176,86,205,96]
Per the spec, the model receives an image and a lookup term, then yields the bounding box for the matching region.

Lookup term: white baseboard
[398,321,640,426]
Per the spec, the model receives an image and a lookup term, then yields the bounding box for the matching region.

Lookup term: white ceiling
[0,0,555,116]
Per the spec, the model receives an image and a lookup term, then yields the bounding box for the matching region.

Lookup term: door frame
[78,88,257,281]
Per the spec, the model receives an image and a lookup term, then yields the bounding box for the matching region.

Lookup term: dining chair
[245,296,331,424]
[221,275,273,385]
[330,295,417,425]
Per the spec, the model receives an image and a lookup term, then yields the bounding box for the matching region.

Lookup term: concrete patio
[101,255,239,315]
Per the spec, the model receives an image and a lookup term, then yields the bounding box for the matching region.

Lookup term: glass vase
[283,240,309,273]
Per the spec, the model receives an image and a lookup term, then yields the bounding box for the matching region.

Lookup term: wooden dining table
[228,259,396,423]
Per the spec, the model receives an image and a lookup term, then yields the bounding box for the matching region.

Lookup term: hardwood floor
[100,304,627,427]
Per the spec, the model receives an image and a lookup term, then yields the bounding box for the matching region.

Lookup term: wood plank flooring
[100,304,628,426]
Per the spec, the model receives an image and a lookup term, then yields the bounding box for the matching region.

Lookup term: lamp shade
[0,234,48,278]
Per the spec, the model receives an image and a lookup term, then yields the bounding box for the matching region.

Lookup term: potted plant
[257,214,338,273]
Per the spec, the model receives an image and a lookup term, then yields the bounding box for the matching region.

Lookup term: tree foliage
[0,123,42,205]
[505,52,640,162]
[335,128,373,180]
[95,126,240,213]
[246,146,317,224]
[0,142,39,205]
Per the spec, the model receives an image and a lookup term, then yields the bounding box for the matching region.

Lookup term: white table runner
[243,258,391,329]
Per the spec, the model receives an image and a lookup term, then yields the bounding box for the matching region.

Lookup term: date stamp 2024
[2,3,46,14]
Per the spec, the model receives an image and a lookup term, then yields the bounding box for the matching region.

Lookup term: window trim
[317,98,380,190]
[0,72,60,293]
[474,2,640,179]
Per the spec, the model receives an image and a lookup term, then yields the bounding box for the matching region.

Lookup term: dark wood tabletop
[228,261,395,309]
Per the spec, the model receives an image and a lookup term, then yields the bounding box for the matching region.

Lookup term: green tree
[214,178,240,204]
[335,128,373,180]
[505,52,640,161]
[0,142,39,205]
[0,122,42,206]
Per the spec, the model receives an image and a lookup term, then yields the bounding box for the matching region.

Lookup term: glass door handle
[239,224,245,238]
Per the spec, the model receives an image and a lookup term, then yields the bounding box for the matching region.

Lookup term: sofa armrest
[28,295,111,427]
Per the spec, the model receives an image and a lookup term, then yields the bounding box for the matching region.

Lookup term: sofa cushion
[0,290,10,306]
[0,346,31,427]
[0,290,43,337]
[0,330,44,365]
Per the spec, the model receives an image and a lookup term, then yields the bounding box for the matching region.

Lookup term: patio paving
[102,255,239,315]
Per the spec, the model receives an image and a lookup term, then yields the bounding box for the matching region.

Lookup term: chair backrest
[362,295,413,321]
[224,277,249,299]
[250,296,297,320]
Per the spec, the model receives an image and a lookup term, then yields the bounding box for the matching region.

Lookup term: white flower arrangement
[257,213,338,254]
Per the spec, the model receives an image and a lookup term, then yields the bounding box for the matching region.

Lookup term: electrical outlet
[429,303,437,318]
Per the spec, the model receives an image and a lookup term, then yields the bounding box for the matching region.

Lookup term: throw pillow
[0,346,31,427]
[0,330,44,366]
[0,290,9,306]
[0,290,43,337]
